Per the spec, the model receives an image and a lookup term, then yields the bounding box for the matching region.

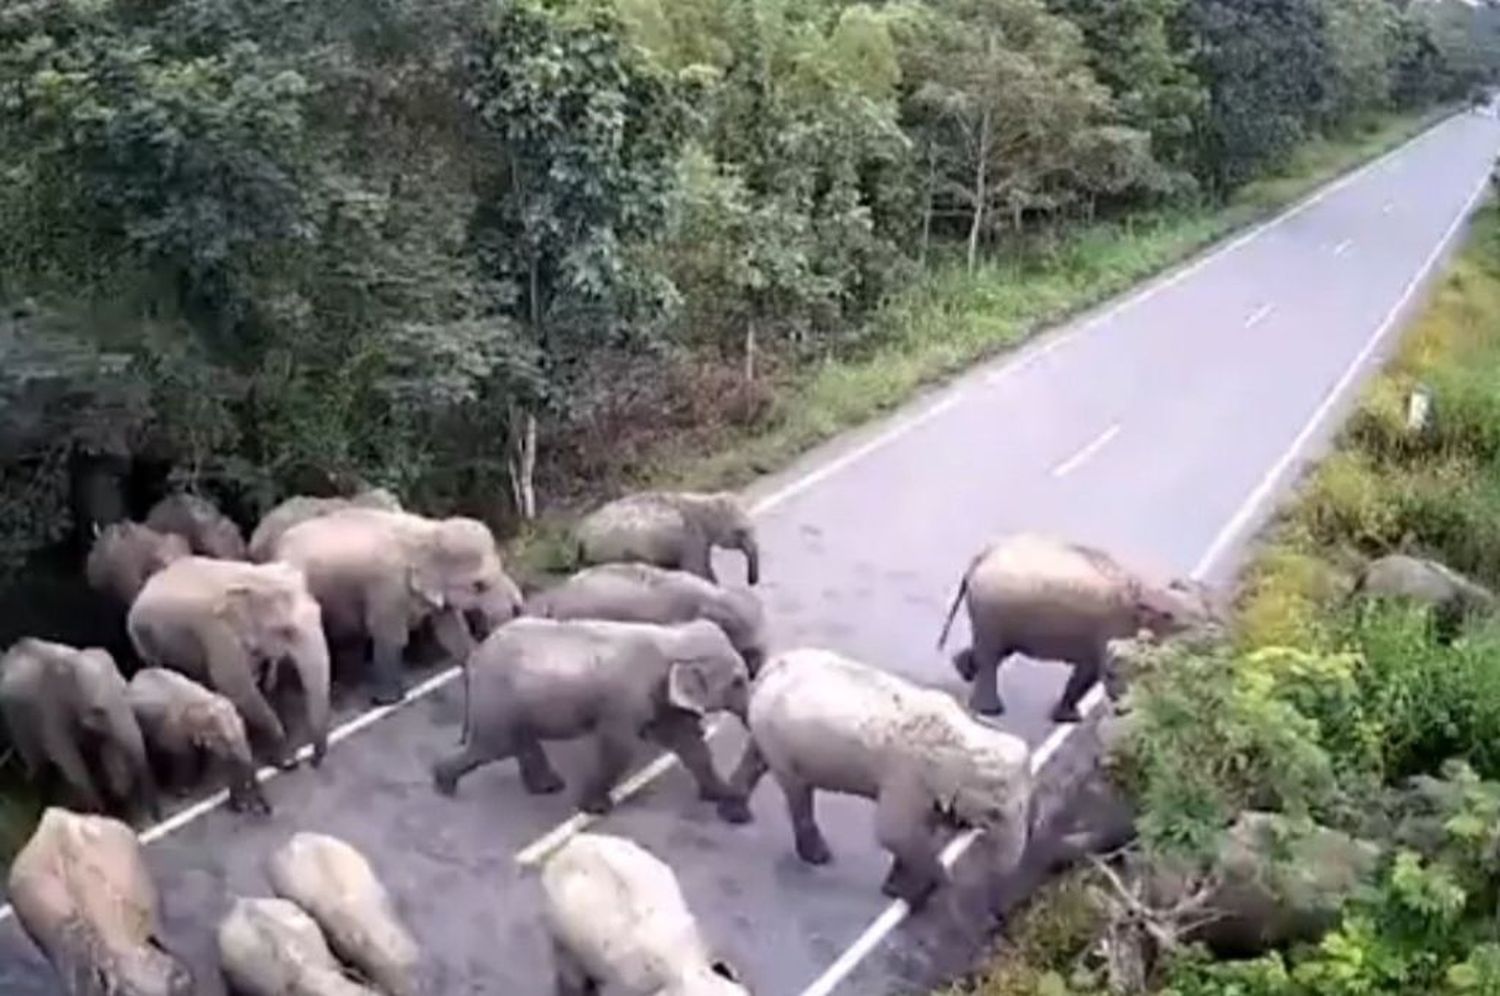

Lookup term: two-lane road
[3,109,1497,995]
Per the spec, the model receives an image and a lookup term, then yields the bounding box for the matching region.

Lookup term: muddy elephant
[127,556,331,769]
[84,522,191,610]
[1351,553,1496,642]
[144,492,248,560]
[247,488,403,562]
[0,638,159,822]
[575,491,759,585]
[267,832,421,996]
[718,647,1031,908]
[525,563,768,674]
[541,832,750,996]
[218,897,379,996]
[432,618,750,815]
[127,667,269,815]
[8,807,194,996]
[937,533,1217,722]
[268,508,522,705]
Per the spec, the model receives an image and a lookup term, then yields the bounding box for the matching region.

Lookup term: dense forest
[3,0,1499,629]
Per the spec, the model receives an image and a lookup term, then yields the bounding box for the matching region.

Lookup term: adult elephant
[1350,553,1496,643]
[247,488,403,563]
[85,521,192,609]
[937,533,1217,721]
[128,557,331,769]
[575,491,759,585]
[145,492,248,560]
[268,508,523,704]
[0,638,159,822]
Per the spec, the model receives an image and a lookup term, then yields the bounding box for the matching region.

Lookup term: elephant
[716,647,1032,909]
[574,491,759,585]
[0,638,159,822]
[1350,553,1496,642]
[268,507,524,705]
[127,556,331,769]
[127,667,270,815]
[8,807,194,996]
[432,618,750,815]
[144,492,248,560]
[267,832,421,996]
[525,562,769,674]
[248,488,404,563]
[936,532,1217,722]
[84,522,191,610]
[540,832,750,996]
[217,897,380,996]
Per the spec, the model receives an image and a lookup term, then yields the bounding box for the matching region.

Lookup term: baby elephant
[218,897,380,996]
[145,492,248,561]
[937,532,1216,721]
[718,648,1032,908]
[128,667,270,815]
[85,521,192,610]
[541,832,750,996]
[267,832,421,996]
[432,618,750,815]
[1351,553,1496,642]
[9,807,194,996]
[575,491,759,585]
[526,562,769,674]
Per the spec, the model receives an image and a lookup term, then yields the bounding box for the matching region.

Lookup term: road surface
[3,109,1498,995]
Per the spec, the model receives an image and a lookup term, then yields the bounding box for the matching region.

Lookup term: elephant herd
[3,481,1236,995]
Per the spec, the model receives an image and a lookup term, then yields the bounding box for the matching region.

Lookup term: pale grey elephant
[84,522,191,609]
[269,508,523,705]
[8,807,194,996]
[267,832,421,996]
[575,491,759,585]
[718,647,1032,908]
[1351,553,1496,642]
[541,832,750,996]
[525,563,768,674]
[128,557,331,769]
[218,897,379,996]
[247,488,403,562]
[127,667,269,815]
[937,533,1217,722]
[145,492,248,560]
[432,618,750,815]
[0,639,159,822]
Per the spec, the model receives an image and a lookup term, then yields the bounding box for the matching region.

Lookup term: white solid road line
[1052,423,1121,478]
[1244,303,1276,328]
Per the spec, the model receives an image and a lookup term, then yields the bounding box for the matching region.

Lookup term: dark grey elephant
[247,488,403,563]
[432,618,750,815]
[525,562,768,674]
[717,647,1031,909]
[84,522,192,610]
[1350,553,1496,642]
[0,638,159,822]
[128,557,331,769]
[128,667,269,815]
[8,807,194,996]
[937,532,1217,722]
[269,508,523,705]
[145,492,248,561]
[575,491,759,585]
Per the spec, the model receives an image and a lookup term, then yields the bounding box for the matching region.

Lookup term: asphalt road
[3,109,1499,995]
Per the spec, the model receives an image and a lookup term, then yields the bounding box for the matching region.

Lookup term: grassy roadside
[510,106,1454,574]
[936,199,1500,995]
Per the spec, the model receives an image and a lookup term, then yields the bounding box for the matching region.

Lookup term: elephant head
[700,588,768,676]
[692,494,760,586]
[1131,576,1219,640]
[147,492,248,561]
[219,564,331,764]
[660,620,752,721]
[923,695,1032,835]
[86,523,192,608]
[408,516,524,634]
[63,646,160,819]
[185,696,265,813]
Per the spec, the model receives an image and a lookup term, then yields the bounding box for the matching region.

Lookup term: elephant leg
[874,772,947,908]
[168,748,200,796]
[649,713,733,804]
[681,537,718,584]
[578,724,638,816]
[432,738,512,797]
[367,591,412,705]
[718,738,770,824]
[516,734,565,796]
[969,634,1009,717]
[552,939,595,996]
[46,731,104,813]
[1052,648,1104,724]
[776,771,832,865]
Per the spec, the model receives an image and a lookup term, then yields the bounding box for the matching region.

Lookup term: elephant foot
[795,830,833,866]
[371,683,407,707]
[274,752,301,772]
[970,696,1006,718]
[1050,702,1084,724]
[952,648,978,682]
[881,864,942,909]
[579,793,615,817]
[432,765,461,797]
[522,770,566,796]
[717,797,754,825]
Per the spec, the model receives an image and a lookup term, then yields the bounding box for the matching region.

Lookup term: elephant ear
[407,560,447,611]
[666,659,718,715]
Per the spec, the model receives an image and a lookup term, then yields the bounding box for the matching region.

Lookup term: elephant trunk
[739,535,760,586]
[290,630,331,767]
[111,708,160,821]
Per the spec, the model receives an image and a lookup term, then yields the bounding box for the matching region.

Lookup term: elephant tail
[936,570,971,651]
